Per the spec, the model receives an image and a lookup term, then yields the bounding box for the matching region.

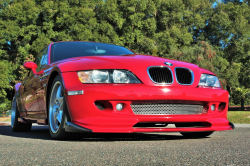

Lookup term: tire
[11,96,32,132]
[48,75,69,140]
[175,123,213,138]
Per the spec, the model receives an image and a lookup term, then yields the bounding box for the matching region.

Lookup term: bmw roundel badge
[164,62,173,66]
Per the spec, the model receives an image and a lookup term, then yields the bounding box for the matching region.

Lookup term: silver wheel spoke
[58,97,63,107]
[49,81,64,134]
[56,85,62,99]
[57,111,63,124]
[59,101,63,111]
[56,85,63,105]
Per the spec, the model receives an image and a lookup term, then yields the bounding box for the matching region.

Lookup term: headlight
[113,70,129,83]
[77,70,141,83]
[92,70,109,83]
[198,74,221,88]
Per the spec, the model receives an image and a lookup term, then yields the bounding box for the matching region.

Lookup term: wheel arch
[45,67,71,124]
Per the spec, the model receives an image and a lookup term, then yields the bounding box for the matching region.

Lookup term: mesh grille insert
[175,68,193,85]
[148,67,173,84]
[131,103,203,115]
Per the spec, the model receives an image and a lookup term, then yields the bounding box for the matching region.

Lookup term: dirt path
[0,117,11,122]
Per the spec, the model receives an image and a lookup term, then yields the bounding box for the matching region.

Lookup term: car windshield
[50,42,134,63]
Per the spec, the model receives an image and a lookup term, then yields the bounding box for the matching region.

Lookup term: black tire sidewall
[11,96,32,132]
[11,96,19,131]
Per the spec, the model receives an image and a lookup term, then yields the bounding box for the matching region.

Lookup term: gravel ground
[0,125,249,166]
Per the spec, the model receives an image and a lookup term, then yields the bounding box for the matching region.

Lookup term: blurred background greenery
[1,0,250,115]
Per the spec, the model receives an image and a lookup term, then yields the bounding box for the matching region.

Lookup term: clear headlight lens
[198,74,221,88]
[92,70,109,83]
[113,70,129,83]
[77,70,141,83]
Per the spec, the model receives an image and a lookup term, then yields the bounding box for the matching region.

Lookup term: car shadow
[0,124,209,142]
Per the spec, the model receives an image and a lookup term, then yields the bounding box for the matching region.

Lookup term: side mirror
[23,62,43,75]
[24,62,37,70]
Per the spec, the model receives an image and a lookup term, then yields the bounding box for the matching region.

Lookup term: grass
[228,111,250,124]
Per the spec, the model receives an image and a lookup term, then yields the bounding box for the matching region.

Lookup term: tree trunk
[241,97,245,111]
[226,85,231,103]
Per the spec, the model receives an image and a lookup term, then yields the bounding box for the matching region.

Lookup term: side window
[35,46,48,72]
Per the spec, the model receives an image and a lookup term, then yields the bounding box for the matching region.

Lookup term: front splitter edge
[65,122,92,133]
[229,122,235,129]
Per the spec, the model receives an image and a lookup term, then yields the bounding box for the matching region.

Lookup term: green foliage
[0,60,13,114]
[168,41,217,71]
[202,1,250,107]
[0,60,14,99]
[0,0,250,109]
[0,98,11,116]
[234,87,250,100]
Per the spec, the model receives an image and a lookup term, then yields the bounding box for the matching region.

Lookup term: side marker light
[67,90,84,96]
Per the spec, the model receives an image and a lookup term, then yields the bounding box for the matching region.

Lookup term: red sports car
[11,41,234,139]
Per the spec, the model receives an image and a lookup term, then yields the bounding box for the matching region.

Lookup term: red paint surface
[14,42,233,133]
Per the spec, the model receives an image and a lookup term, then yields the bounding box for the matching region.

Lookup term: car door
[20,46,48,121]
[21,68,40,118]
[34,46,50,123]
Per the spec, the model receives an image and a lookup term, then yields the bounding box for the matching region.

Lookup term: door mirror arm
[23,62,43,75]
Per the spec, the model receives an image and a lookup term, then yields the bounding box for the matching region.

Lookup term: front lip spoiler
[229,122,235,129]
[65,122,92,133]
[64,122,234,133]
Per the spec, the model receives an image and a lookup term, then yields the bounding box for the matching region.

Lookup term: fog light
[116,103,124,111]
[211,104,215,111]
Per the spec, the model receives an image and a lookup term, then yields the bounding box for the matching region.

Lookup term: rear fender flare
[13,83,22,111]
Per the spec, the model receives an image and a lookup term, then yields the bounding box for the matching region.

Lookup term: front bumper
[62,73,233,133]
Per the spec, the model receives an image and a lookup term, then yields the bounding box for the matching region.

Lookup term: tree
[0,0,39,93]
[168,41,233,88]
[0,0,249,109]
[0,60,13,114]
[203,1,250,108]
[232,87,250,110]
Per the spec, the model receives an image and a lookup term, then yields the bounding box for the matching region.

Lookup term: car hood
[57,54,213,86]
[58,54,199,72]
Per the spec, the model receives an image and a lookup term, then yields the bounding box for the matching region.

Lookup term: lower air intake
[131,103,204,115]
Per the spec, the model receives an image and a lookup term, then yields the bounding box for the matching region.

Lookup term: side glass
[35,46,48,72]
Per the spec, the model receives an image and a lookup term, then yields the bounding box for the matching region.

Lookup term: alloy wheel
[49,81,64,133]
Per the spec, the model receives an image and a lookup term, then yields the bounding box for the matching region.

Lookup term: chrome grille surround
[147,66,174,84]
[175,67,194,85]
[131,103,204,115]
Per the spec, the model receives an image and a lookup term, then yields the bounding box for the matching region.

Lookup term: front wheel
[48,75,68,140]
[11,96,32,132]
